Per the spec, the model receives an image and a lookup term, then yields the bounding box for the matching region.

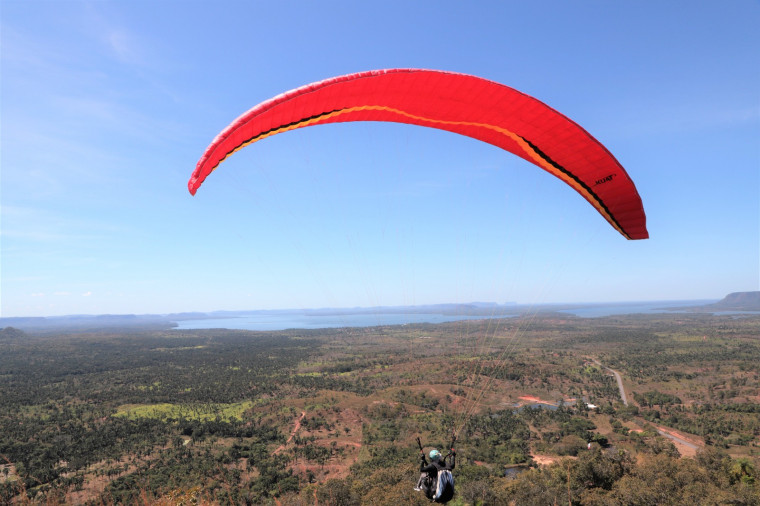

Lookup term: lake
[173,312,511,331]
[172,300,724,331]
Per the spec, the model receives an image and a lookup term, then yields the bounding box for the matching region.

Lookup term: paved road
[657,429,700,450]
[607,367,628,406]
[592,359,628,406]
[591,358,702,455]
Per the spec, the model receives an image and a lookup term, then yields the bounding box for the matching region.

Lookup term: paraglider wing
[189,69,648,240]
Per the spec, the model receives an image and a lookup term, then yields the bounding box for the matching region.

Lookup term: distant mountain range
[2,292,757,333]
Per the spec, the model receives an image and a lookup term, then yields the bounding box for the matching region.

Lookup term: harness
[416,433,457,503]
[433,467,454,503]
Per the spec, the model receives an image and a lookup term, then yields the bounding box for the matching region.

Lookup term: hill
[711,291,760,310]
[0,326,25,340]
[697,291,760,311]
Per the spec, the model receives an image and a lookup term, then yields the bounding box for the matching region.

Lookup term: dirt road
[273,411,306,455]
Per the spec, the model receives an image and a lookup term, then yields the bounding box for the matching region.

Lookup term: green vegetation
[114,400,259,422]
[1,314,758,504]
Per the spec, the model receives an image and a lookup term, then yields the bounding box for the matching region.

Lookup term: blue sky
[2,1,758,317]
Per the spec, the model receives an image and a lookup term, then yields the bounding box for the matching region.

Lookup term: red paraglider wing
[189,69,648,240]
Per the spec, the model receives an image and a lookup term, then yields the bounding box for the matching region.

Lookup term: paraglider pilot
[414,437,456,503]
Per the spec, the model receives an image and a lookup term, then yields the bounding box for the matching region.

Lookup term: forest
[1,312,758,505]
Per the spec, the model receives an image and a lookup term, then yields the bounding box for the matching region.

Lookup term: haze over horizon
[0,295,733,321]
[2,1,758,318]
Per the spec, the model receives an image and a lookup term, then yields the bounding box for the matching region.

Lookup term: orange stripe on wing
[320,106,627,238]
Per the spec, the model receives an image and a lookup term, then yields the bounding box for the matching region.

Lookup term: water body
[174,312,505,331]
[173,300,738,331]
